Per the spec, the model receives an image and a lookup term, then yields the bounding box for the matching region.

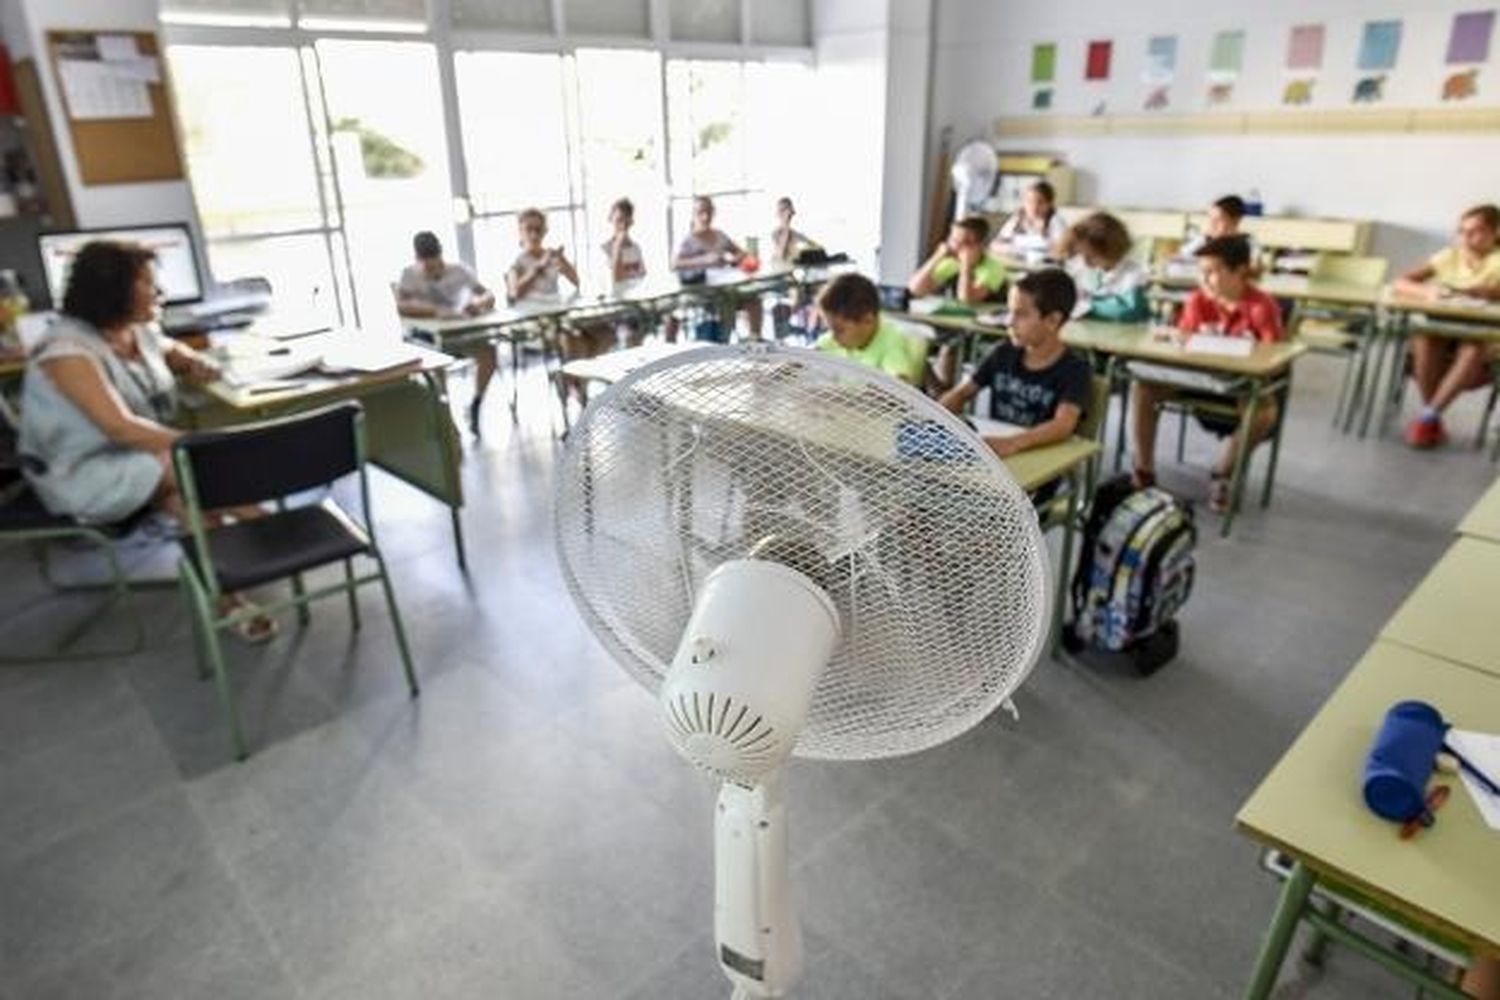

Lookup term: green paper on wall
[1031,43,1056,83]
[1210,30,1244,75]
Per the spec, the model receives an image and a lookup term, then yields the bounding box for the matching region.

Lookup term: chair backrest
[1309,253,1388,288]
[1079,374,1112,443]
[175,402,363,510]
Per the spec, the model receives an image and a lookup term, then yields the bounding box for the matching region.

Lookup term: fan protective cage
[553,344,1050,761]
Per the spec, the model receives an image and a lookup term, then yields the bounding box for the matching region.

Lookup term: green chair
[174,401,418,761]
[1037,374,1113,533]
[1291,253,1388,428]
[0,474,159,661]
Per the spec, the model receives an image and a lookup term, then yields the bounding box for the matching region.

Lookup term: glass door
[314,39,455,330]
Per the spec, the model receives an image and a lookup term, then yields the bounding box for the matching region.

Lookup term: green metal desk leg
[1378,315,1411,438]
[1261,373,1291,509]
[1051,469,1081,658]
[1221,385,1262,537]
[1358,316,1395,439]
[1244,861,1314,1000]
[509,333,522,420]
[1112,360,1129,473]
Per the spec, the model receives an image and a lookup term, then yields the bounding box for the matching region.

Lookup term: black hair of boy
[1031,180,1056,204]
[1194,234,1253,270]
[413,231,442,259]
[816,273,881,320]
[955,215,991,244]
[1014,267,1077,322]
[1213,195,1247,222]
[611,197,634,218]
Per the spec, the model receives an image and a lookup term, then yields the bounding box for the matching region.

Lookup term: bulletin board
[45,30,184,186]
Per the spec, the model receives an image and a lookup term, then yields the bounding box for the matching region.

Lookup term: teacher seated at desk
[18,240,277,642]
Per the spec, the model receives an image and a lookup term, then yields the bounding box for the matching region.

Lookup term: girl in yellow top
[1393,204,1500,449]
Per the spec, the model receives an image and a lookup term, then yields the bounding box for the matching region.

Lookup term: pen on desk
[1443,742,1500,796]
[247,381,304,395]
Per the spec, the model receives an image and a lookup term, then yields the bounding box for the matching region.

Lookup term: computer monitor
[37,224,204,308]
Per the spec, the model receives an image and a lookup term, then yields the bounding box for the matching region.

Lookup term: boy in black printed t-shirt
[939,267,1091,462]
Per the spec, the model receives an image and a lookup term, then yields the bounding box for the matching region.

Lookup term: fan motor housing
[661,560,841,786]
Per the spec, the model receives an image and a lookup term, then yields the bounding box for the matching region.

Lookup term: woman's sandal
[1208,473,1231,514]
[223,599,279,645]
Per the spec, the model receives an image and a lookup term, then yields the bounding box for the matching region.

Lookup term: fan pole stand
[715,771,802,998]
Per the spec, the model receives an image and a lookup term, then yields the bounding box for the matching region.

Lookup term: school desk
[562,340,1100,653]
[1237,638,1500,1000]
[1063,320,1307,537]
[1380,537,1500,681]
[1457,478,1500,544]
[187,336,469,570]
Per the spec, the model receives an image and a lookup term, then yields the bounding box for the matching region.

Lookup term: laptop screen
[38,224,204,307]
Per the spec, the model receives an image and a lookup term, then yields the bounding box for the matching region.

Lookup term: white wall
[813,0,936,283]
[10,0,200,232]
[929,0,1500,265]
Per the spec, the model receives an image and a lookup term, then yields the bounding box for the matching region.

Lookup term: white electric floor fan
[950,139,999,217]
[553,344,1050,998]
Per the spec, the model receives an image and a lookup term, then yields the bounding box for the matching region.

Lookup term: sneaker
[467,397,483,438]
[1403,416,1444,449]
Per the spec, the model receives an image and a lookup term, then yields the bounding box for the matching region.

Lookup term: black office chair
[174,401,418,761]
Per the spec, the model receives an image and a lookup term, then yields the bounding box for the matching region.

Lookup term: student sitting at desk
[1392,203,1500,450]
[813,273,928,386]
[990,180,1068,259]
[1181,195,1259,265]
[19,240,276,642]
[1132,235,1284,512]
[603,197,646,285]
[938,267,1090,481]
[510,208,607,407]
[908,215,1009,306]
[673,195,763,338]
[1061,211,1150,322]
[770,196,814,267]
[396,230,497,436]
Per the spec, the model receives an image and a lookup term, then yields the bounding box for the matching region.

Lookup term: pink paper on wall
[1287,24,1325,70]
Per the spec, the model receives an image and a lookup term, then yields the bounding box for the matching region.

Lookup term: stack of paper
[1184,334,1254,358]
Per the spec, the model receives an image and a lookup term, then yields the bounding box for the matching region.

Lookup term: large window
[166,5,820,323]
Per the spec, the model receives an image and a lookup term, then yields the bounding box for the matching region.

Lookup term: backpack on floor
[1063,473,1196,675]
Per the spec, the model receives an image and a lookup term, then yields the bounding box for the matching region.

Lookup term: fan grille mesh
[554,345,1049,760]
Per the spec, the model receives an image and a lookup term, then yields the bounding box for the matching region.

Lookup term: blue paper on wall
[1358,20,1403,71]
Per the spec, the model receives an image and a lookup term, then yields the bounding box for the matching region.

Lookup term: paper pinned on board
[95,35,140,62]
[1446,729,1500,832]
[58,59,151,120]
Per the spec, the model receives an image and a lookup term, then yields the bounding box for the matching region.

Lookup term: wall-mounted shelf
[996,106,1500,139]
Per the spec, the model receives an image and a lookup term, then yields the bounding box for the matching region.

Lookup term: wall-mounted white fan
[950,139,999,218]
[553,344,1049,997]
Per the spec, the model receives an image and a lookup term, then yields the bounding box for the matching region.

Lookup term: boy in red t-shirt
[1132,235,1284,512]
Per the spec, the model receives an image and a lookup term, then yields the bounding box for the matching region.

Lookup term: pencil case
[1362,700,1448,822]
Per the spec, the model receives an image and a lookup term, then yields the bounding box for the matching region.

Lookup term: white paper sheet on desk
[1447,729,1500,831]
[1184,334,1254,358]
[971,418,1026,439]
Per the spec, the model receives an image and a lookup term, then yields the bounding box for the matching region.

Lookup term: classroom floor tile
[1,351,1493,997]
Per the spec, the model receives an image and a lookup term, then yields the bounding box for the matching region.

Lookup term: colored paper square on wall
[1144,35,1178,82]
[1209,30,1244,75]
[1358,20,1403,71]
[1447,10,1495,64]
[1287,24,1325,71]
[1086,40,1112,81]
[1030,43,1056,83]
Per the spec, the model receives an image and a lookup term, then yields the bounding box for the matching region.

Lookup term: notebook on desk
[319,339,424,374]
[1184,334,1254,358]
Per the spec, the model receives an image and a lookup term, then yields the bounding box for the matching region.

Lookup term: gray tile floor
[2,351,1496,999]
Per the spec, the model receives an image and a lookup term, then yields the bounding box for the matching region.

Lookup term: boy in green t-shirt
[814,273,929,385]
[908,215,1009,305]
